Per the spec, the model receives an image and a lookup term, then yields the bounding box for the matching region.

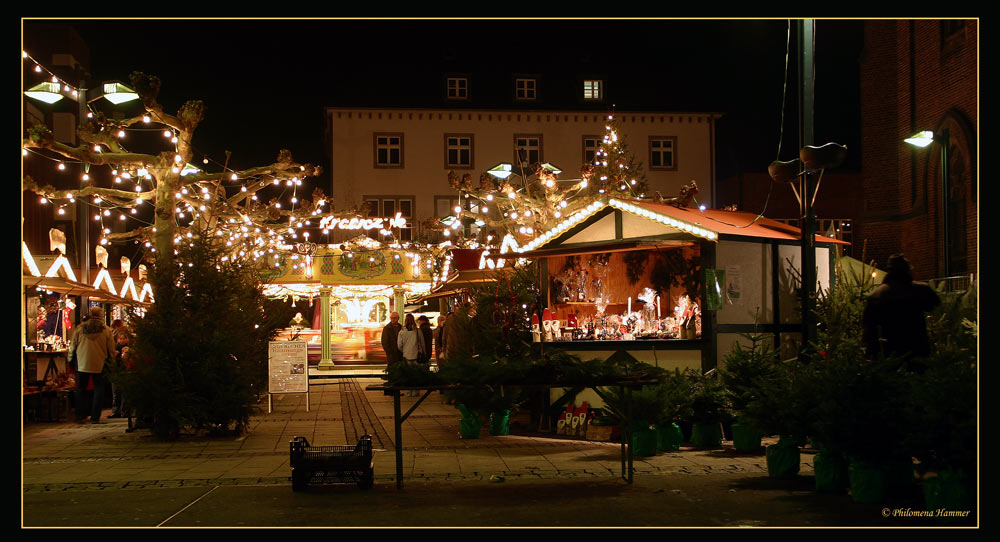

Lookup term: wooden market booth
[515,198,847,405]
[264,244,435,368]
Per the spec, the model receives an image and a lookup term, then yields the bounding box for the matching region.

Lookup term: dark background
[24,18,865,200]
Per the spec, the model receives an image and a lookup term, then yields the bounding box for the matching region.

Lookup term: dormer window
[583,80,603,100]
[515,78,537,100]
[447,77,468,100]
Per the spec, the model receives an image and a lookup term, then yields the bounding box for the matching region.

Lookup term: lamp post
[904,129,951,277]
[25,79,140,318]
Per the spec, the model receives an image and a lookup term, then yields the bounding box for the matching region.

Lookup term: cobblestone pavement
[26,377,967,527]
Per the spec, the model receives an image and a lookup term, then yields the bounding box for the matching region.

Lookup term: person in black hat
[862,254,941,367]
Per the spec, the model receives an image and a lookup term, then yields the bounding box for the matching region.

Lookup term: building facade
[326,105,720,243]
[856,19,977,280]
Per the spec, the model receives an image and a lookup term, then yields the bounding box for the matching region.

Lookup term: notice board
[268,341,309,394]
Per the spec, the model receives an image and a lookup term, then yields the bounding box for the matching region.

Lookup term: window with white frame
[514,135,542,167]
[445,134,474,169]
[515,78,536,100]
[583,135,600,165]
[583,80,603,100]
[649,136,677,170]
[447,77,468,100]
[374,133,403,168]
[364,196,413,241]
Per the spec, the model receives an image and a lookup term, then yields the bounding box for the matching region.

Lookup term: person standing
[397,314,425,397]
[109,329,132,418]
[434,313,449,363]
[381,312,403,364]
[416,315,433,364]
[862,254,941,369]
[397,314,424,363]
[69,306,115,424]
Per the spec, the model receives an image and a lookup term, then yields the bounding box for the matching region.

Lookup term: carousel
[264,234,438,369]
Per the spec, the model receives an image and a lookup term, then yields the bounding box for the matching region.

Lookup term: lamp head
[767,159,802,183]
[101,82,139,104]
[904,130,935,148]
[800,142,848,170]
[24,82,64,104]
[540,162,562,175]
[487,163,514,179]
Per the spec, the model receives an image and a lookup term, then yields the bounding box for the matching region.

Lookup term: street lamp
[904,129,951,276]
[25,79,141,317]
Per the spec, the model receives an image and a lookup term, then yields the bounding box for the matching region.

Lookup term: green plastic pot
[814,450,849,492]
[457,404,481,439]
[848,458,887,504]
[690,422,723,448]
[489,409,511,436]
[631,420,657,457]
[656,423,683,452]
[766,437,800,479]
[731,421,763,451]
[924,469,971,517]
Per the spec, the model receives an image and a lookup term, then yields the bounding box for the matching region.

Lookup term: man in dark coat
[862,254,941,367]
[416,315,433,363]
[381,312,403,364]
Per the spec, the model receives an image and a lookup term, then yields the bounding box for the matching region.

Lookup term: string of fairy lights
[26,46,790,300]
[22,50,454,293]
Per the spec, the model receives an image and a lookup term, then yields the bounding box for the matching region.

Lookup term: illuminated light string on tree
[430,113,652,253]
[22,59,362,270]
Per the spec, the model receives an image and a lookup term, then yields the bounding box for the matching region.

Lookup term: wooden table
[365,380,658,489]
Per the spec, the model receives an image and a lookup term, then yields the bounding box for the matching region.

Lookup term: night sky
[24,18,865,200]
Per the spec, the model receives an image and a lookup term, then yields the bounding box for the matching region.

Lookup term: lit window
[583,80,602,100]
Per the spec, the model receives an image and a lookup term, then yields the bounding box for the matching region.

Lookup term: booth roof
[626,200,851,245]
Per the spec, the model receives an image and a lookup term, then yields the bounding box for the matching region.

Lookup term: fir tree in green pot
[719,332,780,452]
[683,369,732,449]
[833,356,916,504]
[600,384,662,457]
[654,369,689,452]
[741,357,812,479]
[906,287,977,518]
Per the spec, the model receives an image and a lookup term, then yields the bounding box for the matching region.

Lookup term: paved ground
[21,378,976,528]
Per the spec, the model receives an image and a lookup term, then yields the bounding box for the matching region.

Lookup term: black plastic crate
[289,435,375,490]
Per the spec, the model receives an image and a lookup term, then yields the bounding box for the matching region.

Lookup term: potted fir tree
[741,357,812,479]
[654,369,689,452]
[683,369,732,449]
[718,332,779,452]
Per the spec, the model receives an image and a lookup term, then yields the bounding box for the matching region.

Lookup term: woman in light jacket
[397,314,426,363]
[397,314,426,396]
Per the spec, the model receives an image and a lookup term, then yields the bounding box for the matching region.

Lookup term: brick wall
[857,19,977,280]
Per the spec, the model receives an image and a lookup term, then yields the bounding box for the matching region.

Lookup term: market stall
[517,198,847,378]
[264,239,435,368]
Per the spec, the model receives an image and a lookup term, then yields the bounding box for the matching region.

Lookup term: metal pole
[939,131,951,277]
[77,84,90,317]
[798,19,817,354]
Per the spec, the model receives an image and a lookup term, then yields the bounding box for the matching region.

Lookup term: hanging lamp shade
[25,82,64,104]
[102,82,139,104]
[487,162,514,179]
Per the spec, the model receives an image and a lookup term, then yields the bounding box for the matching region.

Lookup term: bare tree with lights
[22,71,355,268]
[433,113,652,246]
